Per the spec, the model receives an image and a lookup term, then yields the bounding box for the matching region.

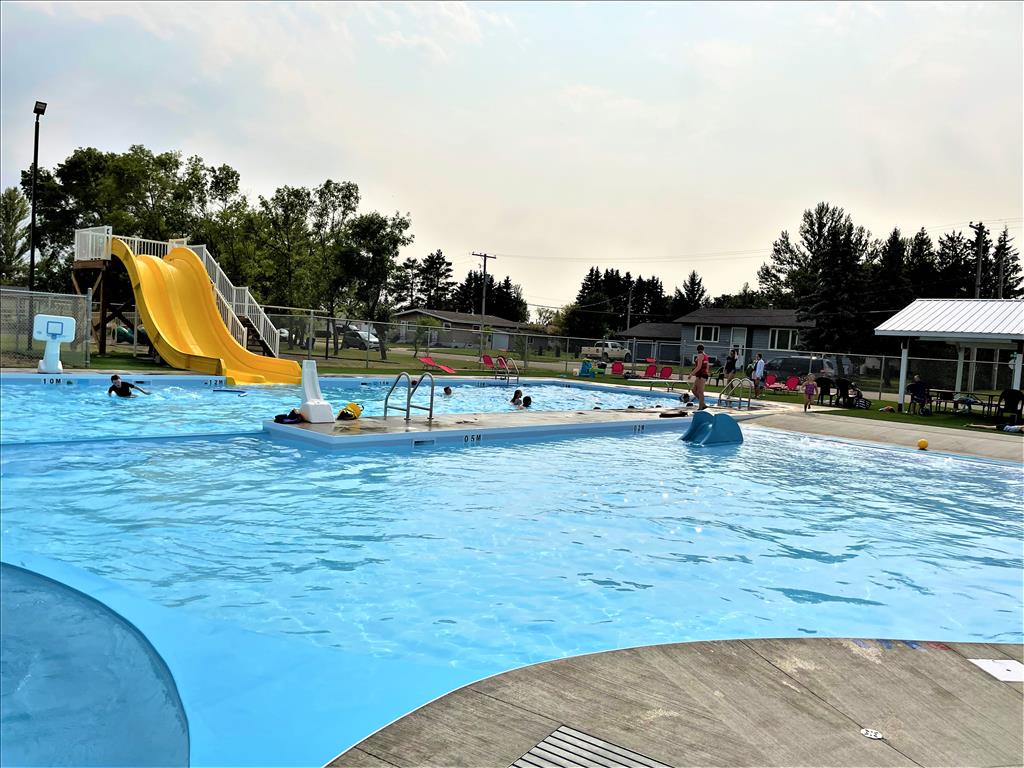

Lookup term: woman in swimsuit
[689,344,710,410]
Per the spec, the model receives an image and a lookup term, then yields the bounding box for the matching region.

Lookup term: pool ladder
[497,357,520,386]
[718,376,754,410]
[383,372,436,422]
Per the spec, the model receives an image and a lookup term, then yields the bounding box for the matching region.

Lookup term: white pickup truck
[581,340,632,361]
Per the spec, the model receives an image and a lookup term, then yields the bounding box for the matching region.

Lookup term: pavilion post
[954,345,966,394]
[967,347,978,393]
[896,339,910,412]
[1013,342,1023,390]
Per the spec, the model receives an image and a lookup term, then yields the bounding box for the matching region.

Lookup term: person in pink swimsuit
[802,374,818,412]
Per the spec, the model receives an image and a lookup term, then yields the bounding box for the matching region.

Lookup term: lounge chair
[784,375,800,391]
[764,374,786,392]
[578,360,597,378]
[995,388,1024,423]
[638,363,657,379]
[481,354,496,374]
[610,361,625,376]
[418,356,456,375]
[659,366,674,381]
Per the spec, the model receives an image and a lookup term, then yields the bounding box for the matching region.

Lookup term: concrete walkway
[330,639,1023,768]
[746,411,1023,462]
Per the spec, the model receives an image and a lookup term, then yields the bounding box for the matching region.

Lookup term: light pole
[29,100,47,292]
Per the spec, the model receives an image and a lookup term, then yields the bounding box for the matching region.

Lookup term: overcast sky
[1,1,1021,311]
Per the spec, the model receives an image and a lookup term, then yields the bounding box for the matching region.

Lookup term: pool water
[2,431,1020,668]
[2,375,1021,766]
[0,379,688,444]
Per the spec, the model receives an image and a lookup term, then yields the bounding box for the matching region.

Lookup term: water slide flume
[111,238,300,385]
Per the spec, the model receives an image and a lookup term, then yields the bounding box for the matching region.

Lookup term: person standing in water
[510,389,523,406]
[107,374,149,398]
[689,345,709,410]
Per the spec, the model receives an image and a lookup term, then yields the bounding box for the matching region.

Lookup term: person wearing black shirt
[107,374,149,398]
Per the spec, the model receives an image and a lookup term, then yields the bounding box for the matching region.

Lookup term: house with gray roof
[675,307,813,365]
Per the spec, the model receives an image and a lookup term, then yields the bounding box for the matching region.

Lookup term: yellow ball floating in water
[917,439,928,450]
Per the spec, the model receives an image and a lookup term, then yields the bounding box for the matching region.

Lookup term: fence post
[84,288,92,368]
[878,355,885,400]
[306,310,313,360]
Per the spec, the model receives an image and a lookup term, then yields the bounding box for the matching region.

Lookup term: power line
[476,218,1024,267]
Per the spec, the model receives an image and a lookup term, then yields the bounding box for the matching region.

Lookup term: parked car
[341,327,380,350]
[581,340,632,361]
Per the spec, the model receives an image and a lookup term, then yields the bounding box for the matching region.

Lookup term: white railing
[73,228,279,355]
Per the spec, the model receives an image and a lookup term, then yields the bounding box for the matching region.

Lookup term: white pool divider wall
[33,314,77,374]
[299,360,335,423]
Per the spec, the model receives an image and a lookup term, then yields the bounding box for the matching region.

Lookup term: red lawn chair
[419,356,456,375]
[785,375,800,391]
[481,354,496,373]
[659,366,673,380]
[765,374,787,391]
[610,361,625,376]
[640,363,657,379]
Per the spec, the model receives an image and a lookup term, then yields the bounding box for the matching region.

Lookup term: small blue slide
[681,411,743,445]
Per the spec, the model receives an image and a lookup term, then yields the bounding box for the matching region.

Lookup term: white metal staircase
[74,226,280,357]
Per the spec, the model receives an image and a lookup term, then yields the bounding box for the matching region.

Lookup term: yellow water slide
[111,239,300,385]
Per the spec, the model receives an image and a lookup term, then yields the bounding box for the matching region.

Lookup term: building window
[442,322,452,329]
[695,325,719,343]
[770,328,799,350]
[472,325,481,331]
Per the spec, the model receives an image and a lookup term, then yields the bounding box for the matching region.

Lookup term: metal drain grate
[512,725,673,768]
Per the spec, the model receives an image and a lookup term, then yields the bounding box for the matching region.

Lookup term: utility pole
[625,284,634,332]
[472,252,496,316]
[970,221,984,298]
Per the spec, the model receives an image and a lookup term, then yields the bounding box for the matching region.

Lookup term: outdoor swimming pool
[2,394,1021,766]
[0,376,692,443]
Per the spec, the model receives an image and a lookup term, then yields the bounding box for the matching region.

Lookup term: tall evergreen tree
[868,227,911,312]
[798,217,870,351]
[968,221,994,297]
[992,226,1023,299]
[935,230,974,298]
[681,270,708,309]
[905,228,939,298]
[417,250,456,309]
[388,257,420,311]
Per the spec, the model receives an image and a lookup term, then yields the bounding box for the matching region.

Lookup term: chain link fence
[255,312,1018,399]
[1,288,92,368]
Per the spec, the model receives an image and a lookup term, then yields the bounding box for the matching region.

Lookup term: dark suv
[763,356,839,381]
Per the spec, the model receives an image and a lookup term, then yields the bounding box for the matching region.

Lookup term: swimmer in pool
[107,374,149,398]
[443,386,453,397]
[521,396,532,409]
[510,389,523,406]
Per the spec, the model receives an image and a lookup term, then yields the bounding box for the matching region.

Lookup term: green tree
[868,227,911,311]
[389,257,420,311]
[992,226,1023,299]
[347,210,414,321]
[935,230,974,298]
[0,187,30,284]
[968,221,994,297]
[905,228,939,298]
[797,214,870,351]
[253,186,314,307]
[670,270,708,316]
[758,203,859,309]
[417,250,456,309]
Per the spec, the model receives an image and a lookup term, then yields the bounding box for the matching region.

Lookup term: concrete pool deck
[331,638,1023,768]
[747,411,1024,462]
